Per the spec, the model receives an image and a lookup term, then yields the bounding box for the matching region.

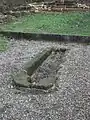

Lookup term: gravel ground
[0,39,90,120]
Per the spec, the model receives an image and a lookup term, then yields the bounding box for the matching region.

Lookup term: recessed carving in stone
[12,47,67,92]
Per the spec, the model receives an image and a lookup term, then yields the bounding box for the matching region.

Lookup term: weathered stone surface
[13,73,56,90]
[13,47,67,91]
[13,48,54,89]
[34,76,56,90]
[24,48,53,76]
[13,70,31,87]
[30,48,66,90]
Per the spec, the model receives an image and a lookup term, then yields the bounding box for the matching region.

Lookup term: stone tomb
[13,47,67,92]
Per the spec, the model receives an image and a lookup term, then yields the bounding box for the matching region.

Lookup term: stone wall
[0,0,45,6]
[0,0,30,7]
[0,0,40,12]
[0,0,90,9]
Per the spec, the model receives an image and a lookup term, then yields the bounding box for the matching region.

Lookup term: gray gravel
[0,39,90,120]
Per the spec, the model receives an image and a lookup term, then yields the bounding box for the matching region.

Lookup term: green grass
[0,35,8,52]
[0,11,90,36]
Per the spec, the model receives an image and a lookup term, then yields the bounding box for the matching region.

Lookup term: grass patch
[0,11,90,36]
[0,35,8,52]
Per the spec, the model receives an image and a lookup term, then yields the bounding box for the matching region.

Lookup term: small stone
[60,48,67,52]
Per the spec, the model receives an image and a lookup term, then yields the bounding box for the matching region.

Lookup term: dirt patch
[31,48,67,90]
